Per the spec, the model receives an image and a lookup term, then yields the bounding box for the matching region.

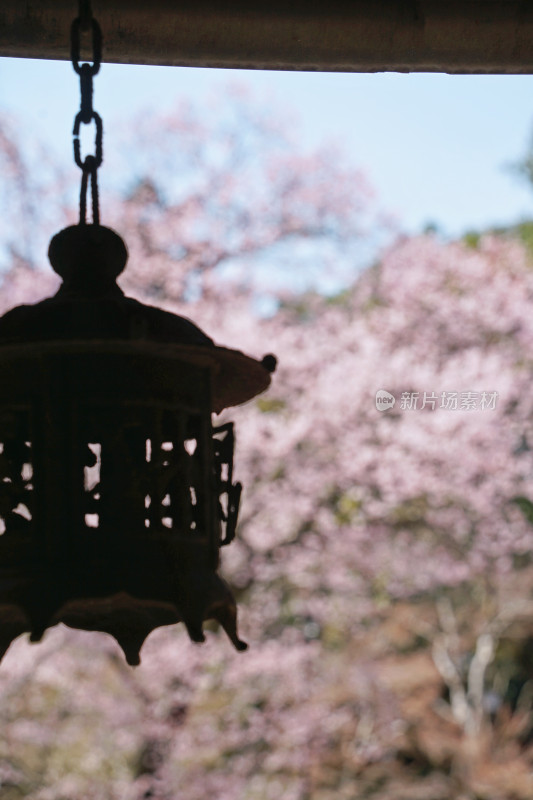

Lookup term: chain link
[71,1,103,225]
[79,156,100,226]
[70,17,101,76]
[78,0,93,33]
[73,111,103,168]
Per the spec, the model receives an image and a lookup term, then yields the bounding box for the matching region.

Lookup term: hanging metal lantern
[0,5,276,666]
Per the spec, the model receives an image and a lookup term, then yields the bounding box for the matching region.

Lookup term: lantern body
[0,226,274,664]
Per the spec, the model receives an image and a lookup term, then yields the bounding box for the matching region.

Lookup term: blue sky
[1,57,533,238]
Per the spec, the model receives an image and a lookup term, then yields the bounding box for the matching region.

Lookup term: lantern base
[0,572,247,666]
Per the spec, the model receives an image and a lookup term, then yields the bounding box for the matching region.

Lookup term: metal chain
[71,0,103,225]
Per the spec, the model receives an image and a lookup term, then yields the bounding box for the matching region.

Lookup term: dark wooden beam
[1,1,533,73]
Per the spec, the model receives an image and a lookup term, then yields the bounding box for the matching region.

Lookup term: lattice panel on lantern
[142,417,204,536]
[0,408,34,543]
[213,422,241,547]
[78,406,212,542]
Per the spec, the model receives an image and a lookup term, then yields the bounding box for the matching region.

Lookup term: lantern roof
[0,225,276,413]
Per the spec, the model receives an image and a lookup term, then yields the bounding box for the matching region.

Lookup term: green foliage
[462,221,533,258]
[391,495,429,526]
[512,495,533,527]
[334,492,363,525]
[515,221,533,256]
[256,397,287,413]
[463,231,481,249]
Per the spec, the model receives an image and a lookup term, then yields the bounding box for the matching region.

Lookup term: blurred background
[2,60,533,799]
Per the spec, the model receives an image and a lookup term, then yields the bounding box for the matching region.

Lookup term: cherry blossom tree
[1,95,533,799]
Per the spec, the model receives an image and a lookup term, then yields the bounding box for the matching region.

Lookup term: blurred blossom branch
[1,89,533,799]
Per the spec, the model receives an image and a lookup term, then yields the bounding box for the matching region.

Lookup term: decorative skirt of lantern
[0,225,275,665]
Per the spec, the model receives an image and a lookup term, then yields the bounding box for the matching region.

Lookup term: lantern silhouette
[0,224,275,665]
